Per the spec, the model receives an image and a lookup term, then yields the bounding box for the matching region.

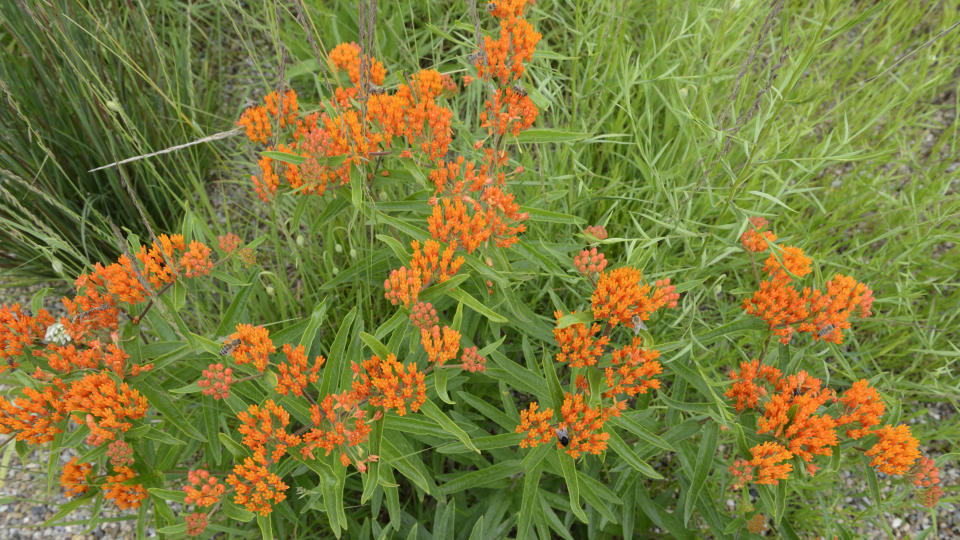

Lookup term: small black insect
[367,83,385,96]
[555,427,570,447]
[220,338,241,356]
[486,2,497,13]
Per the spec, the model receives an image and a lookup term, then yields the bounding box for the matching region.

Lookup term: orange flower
[228,323,276,373]
[592,267,674,327]
[63,372,148,446]
[409,302,439,330]
[748,513,768,534]
[218,233,242,253]
[328,42,386,87]
[913,456,940,488]
[237,105,271,143]
[865,424,920,475]
[0,303,53,372]
[226,455,288,516]
[763,245,812,282]
[757,372,837,462]
[180,241,213,278]
[106,439,134,468]
[558,392,609,459]
[103,465,148,510]
[384,266,422,308]
[0,380,65,444]
[198,362,233,400]
[420,325,461,366]
[725,359,781,412]
[836,380,884,439]
[460,346,487,373]
[264,89,299,128]
[553,311,608,368]
[515,401,554,448]
[479,87,538,137]
[729,458,754,489]
[584,224,608,241]
[183,469,225,508]
[476,9,541,84]
[275,344,324,397]
[750,442,794,485]
[741,217,776,252]
[603,337,662,398]
[574,247,607,276]
[427,197,491,253]
[185,512,208,537]
[237,400,302,464]
[60,457,93,498]
[409,239,464,286]
[356,354,426,416]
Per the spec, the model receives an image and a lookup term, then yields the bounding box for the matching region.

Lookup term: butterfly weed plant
[0,1,950,538]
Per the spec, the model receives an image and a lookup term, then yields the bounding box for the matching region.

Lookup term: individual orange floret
[741,217,777,252]
[558,392,609,459]
[103,465,148,510]
[183,469,225,508]
[584,224,608,241]
[180,241,213,278]
[218,233,242,253]
[60,457,93,498]
[237,400,302,464]
[228,323,276,373]
[328,42,386,87]
[922,485,944,508]
[460,346,487,373]
[592,267,671,328]
[865,424,920,475]
[409,239,464,286]
[837,380,885,439]
[420,325,461,366]
[106,439,134,468]
[409,302,439,330]
[0,380,65,444]
[384,266,423,308]
[725,359,782,412]
[357,354,426,416]
[552,311,609,368]
[275,344,324,397]
[750,442,794,485]
[237,105,271,144]
[516,401,554,448]
[603,336,662,398]
[185,512,208,537]
[226,454,288,516]
[63,372,148,446]
[427,197,491,253]
[198,362,233,400]
[574,247,607,276]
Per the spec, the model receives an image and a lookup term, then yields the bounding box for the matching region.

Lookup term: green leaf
[446,288,508,323]
[513,128,590,144]
[299,298,329,349]
[518,444,551,539]
[682,423,718,524]
[609,415,675,452]
[262,150,306,165]
[219,432,245,458]
[148,488,186,503]
[442,460,523,495]
[558,452,588,523]
[520,206,587,225]
[223,501,256,522]
[320,307,356,397]
[202,395,222,464]
[258,514,274,540]
[137,383,206,442]
[555,311,594,329]
[541,351,563,412]
[377,234,409,262]
[420,399,479,453]
[358,331,392,360]
[606,429,662,479]
[215,275,255,337]
[635,485,694,540]
[361,416,384,504]
[434,367,454,405]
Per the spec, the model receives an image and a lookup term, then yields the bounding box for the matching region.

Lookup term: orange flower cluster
[409,301,439,330]
[409,239,464,286]
[420,325,461,366]
[574,247,607,276]
[275,344,325,397]
[227,323,276,372]
[60,457,93,498]
[603,337,662,399]
[460,346,487,373]
[185,513,208,537]
[63,372,148,446]
[237,399,302,464]
[328,42,386,88]
[0,303,53,373]
[726,359,923,488]
[355,354,427,416]
[741,217,776,252]
[741,224,874,345]
[218,232,242,253]
[592,267,678,328]
[183,469,225,508]
[237,89,298,144]
[198,362,233,400]
[912,456,943,507]
[516,402,554,448]
[584,224,608,241]
[479,87,538,137]
[475,0,541,84]
[103,465,147,510]
[107,439,134,468]
[384,266,423,308]
[558,392,614,459]
[552,310,609,368]
[226,455,288,516]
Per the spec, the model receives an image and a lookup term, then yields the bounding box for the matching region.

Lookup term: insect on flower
[631,314,646,336]
[220,339,241,357]
[817,323,835,339]
[555,427,570,447]
[511,85,527,97]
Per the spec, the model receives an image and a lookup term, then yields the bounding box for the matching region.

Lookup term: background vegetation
[1,0,957,537]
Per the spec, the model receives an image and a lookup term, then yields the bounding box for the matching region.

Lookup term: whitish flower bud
[44,322,71,345]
